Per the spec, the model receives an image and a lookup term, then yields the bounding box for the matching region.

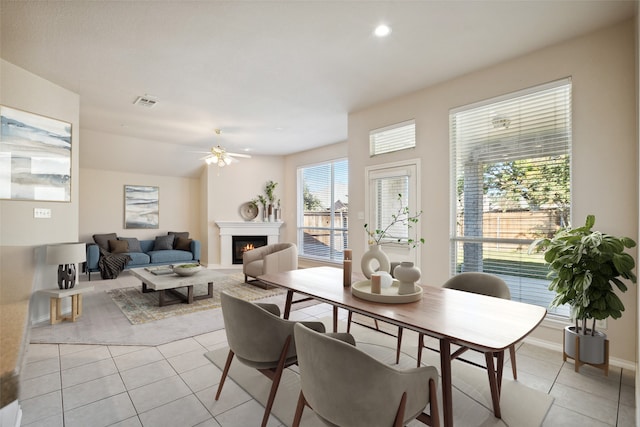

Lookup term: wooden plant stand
[563,331,609,376]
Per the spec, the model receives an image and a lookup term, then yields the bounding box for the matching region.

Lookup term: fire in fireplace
[232,235,268,264]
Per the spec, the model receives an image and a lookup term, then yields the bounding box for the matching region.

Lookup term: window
[450,79,572,317]
[370,119,416,156]
[298,159,348,262]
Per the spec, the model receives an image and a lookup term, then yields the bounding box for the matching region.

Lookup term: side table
[39,286,94,325]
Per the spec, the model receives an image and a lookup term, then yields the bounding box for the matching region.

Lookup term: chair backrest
[294,323,437,427]
[220,291,298,364]
[442,272,510,300]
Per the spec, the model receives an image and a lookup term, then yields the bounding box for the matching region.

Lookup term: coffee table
[129,267,219,307]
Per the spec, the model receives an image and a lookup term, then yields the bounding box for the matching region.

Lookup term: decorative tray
[351,280,423,304]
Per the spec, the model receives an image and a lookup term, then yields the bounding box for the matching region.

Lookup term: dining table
[258,266,547,427]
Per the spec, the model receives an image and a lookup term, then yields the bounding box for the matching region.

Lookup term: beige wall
[0,59,81,323]
[348,20,638,363]
[204,155,285,266]
[78,167,201,243]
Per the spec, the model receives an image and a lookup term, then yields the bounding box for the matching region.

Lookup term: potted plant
[362,194,424,281]
[530,214,636,366]
[264,180,278,221]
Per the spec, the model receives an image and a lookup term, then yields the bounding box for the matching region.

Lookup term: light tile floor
[19,303,635,427]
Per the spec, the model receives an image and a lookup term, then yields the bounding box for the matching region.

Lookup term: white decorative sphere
[377,271,393,288]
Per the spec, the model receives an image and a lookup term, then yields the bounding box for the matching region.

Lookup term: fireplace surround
[215,221,283,267]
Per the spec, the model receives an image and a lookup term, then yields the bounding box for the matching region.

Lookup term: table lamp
[46,243,86,289]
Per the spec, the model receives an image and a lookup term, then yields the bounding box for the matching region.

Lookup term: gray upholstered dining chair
[293,323,440,427]
[211,291,325,427]
[417,272,518,379]
[243,242,298,286]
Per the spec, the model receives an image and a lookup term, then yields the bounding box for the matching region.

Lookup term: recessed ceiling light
[374,24,391,38]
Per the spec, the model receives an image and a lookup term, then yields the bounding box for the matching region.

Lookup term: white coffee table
[130,267,219,307]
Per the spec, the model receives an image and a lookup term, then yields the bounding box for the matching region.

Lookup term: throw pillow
[168,231,189,248]
[93,233,117,251]
[174,237,193,251]
[109,239,129,254]
[118,237,142,253]
[153,234,174,251]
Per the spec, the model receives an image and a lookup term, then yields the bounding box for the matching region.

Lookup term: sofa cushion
[244,260,264,279]
[118,237,142,253]
[174,237,193,251]
[93,233,117,251]
[109,239,129,254]
[168,231,189,239]
[153,235,174,251]
[148,249,193,264]
[127,252,151,266]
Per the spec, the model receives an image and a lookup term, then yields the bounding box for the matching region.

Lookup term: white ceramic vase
[360,245,390,279]
[393,261,420,295]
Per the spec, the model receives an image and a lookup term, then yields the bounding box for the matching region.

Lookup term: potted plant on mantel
[530,214,636,372]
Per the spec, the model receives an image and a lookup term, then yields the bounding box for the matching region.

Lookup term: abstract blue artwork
[124,185,159,229]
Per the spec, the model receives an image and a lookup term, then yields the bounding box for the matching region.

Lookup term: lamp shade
[46,243,86,265]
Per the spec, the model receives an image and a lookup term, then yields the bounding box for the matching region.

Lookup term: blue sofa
[85,239,201,280]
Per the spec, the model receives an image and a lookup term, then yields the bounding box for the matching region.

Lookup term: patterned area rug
[107,273,285,325]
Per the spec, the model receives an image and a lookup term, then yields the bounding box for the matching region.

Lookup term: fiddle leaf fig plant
[529,214,637,335]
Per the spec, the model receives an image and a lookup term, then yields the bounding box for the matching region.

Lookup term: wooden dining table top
[259,266,547,352]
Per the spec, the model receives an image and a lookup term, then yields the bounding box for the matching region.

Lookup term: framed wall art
[124,185,159,229]
[0,105,72,201]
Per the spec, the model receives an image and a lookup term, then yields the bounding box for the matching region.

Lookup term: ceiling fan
[200,129,251,167]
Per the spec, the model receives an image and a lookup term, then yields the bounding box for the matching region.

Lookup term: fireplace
[232,235,268,264]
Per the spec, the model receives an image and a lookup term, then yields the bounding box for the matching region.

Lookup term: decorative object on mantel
[529,214,637,375]
[343,248,352,287]
[46,242,86,289]
[239,201,259,221]
[393,261,421,295]
[253,180,281,222]
[362,194,424,279]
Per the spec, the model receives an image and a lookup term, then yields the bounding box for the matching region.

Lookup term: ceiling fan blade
[227,152,251,158]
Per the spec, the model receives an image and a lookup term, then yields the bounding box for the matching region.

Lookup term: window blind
[370,119,416,156]
[450,79,572,317]
[298,159,348,261]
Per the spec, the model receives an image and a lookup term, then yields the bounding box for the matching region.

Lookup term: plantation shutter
[450,78,572,316]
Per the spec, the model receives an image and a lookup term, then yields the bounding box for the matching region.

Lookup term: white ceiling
[1,1,636,177]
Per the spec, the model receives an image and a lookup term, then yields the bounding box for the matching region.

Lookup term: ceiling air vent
[133,95,158,108]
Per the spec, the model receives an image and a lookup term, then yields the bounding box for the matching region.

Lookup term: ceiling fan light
[218,158,226,167]
[223,156,232,165]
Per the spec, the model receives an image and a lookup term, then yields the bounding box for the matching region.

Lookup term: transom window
[369,119,416,156]
[297,159,349,262]
[450,78,572,317]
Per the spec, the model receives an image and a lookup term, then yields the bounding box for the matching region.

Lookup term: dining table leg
[332,306,338,332]
[283,290,294,319]
[440,339,453,427]
[484,351,502,419]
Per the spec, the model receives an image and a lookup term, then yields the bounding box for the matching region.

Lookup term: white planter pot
[564,325,606,365]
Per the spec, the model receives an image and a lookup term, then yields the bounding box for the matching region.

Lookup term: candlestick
[344,248,352,261]
[371,273,381,294]
[343,259,352,287]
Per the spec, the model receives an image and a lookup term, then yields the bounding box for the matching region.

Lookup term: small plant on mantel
[364,194,425,248]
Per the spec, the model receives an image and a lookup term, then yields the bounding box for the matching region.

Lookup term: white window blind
[298,159,349,261]
[370,119,416,156]
[371,170,410,243]
[450,79,572,317]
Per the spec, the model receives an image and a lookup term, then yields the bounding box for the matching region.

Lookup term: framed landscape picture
[0,105,72,201]
[124,185,159,229]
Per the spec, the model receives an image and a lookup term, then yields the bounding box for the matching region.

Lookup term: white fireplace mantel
[215,221,283,267]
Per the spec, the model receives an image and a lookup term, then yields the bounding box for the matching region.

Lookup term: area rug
[106,274,285,325]
[205,318,553,427]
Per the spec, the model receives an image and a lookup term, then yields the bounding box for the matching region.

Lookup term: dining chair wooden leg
[258,336,292,427]
[396,327,403,364]
[292,391,307,427]
[509,344,517,379]
[215,350,235,400]
[393,392,408,427]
